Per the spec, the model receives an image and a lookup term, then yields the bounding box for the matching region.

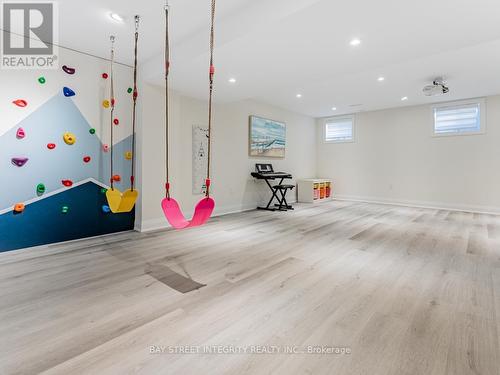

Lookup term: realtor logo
[1,1,58,69]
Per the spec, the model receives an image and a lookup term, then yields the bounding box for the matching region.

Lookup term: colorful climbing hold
[36,183,46,195]
[112,175,121,182]
[16,128,26,139]
[62,65,75,75]
[127,87,133,94]
[83,156,91,163]
[14,203,25,213]
[61,206,69,214]
[11,157,28,167]
[102,205,111,213]
[125,151,132,160]
[63,87,76,97]
[102,100,110,109]
[47,143,56,150]
[13,99,27,108]
[63,132,76,145]
[38,76,46,84]
[89,128,96,135]
[102,144,109,152]
[101,188,107,194]
[62,180,73,187]
[113,118,119,125]
[102,73,108,79]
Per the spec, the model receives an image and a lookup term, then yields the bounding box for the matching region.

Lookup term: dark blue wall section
[0,182,135,252]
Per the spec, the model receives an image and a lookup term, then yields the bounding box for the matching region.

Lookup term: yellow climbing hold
[125,151,133,160]
[102,100,110,109]
[63,132,76,145]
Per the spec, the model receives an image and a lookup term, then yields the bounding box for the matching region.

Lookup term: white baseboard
[334,194,500,215]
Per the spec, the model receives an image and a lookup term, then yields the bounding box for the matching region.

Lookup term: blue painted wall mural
[0,85,136,252]
[0,182,134,251]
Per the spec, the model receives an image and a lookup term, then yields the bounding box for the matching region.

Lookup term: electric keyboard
[251,163,292,180]
[251,171,292,179]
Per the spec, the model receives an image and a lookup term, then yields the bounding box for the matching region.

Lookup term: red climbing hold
[112,175,121,182]
[62,180,73,187]
[13,99,27,108]
[102,73,108,79]
[83,156,91,163]
[47,143,56,150]
[113,118,119,125]
[16,128,26,139]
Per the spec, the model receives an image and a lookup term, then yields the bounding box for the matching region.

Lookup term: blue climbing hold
[63,87,76,97]
[102,205,111,213]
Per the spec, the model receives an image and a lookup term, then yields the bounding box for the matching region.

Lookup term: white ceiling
[56,0,500,117]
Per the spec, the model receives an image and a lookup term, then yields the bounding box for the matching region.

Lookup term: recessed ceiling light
[228,78,236,83]
[350,38,361,46]
[377,76,385,82]
[401,96,408,101]
[296,94,302,98]
[109,13,124,23]
[331,107,337,111]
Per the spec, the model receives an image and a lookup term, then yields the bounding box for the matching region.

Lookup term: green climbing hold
[61,206,69,214]
[100,188,107,194]
[36,183,46,195]
[89,128,96,135]
[38,77,46,84]
[127,87,133,94]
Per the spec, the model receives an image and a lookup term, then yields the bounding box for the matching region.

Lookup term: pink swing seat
[161,196,215,229]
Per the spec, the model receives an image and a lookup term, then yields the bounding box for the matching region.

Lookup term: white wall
[316,96,500,213]
[137,84,316,231]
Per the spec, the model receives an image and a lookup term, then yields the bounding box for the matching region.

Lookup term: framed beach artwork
[249,115,286,158]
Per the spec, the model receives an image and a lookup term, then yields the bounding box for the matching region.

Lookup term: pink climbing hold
[83,156,91,163]
[11,157,28,167]
[62,180,73,187]
[13,99,27,108]
[47,143,56,150]
[102,144,109,152]
[16,128,26,139]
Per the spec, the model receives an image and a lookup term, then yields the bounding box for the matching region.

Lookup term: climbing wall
[0,45,136,252]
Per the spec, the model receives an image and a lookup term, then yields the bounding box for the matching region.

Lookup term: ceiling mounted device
[423,77,449,96]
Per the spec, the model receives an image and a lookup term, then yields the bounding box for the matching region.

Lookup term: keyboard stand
[257,177,294,211]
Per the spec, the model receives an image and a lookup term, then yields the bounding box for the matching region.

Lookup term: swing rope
[205,0,216,198]
[165,4,171,199]
[130,16,140,191]
[109,35,116,191]
[164,0,216,200]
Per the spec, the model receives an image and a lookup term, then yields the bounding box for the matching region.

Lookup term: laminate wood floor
[1,201,499,375]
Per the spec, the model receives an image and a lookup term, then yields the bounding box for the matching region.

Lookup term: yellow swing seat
[106,188,138,213]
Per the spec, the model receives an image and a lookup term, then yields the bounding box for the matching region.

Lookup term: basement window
[325,115,354,143]
[432,99,485,136]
